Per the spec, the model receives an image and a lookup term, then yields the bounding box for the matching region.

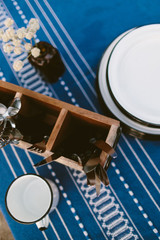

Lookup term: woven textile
[0,1,159,239]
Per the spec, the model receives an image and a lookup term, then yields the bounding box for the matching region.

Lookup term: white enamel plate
[98,26,160,136]
[107,24,160,126]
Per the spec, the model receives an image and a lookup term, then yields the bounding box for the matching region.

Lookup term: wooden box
[0,81,120,172]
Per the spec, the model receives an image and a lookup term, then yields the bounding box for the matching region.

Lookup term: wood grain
[0,81,120,170]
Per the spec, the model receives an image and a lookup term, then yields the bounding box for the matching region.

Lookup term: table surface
[0,1,160,240]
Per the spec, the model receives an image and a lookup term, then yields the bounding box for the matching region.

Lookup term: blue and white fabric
[0,1,159,240]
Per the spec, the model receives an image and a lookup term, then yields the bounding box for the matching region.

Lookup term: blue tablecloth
[0,0,160,239]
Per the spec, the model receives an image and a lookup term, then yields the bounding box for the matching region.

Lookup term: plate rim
[106,24,160,126]
[98,26,160,136]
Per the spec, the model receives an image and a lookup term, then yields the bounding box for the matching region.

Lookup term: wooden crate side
[0,81,120,127]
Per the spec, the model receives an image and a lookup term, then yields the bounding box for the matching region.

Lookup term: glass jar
[28,41,65,83]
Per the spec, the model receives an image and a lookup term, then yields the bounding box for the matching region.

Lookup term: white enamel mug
[5,174,59,231]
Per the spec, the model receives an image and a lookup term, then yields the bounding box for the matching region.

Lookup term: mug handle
[36,214,49,231]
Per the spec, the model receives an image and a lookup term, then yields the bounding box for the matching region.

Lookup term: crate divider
[0,81,120,172]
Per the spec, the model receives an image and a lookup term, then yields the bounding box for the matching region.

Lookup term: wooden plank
[46,108,69,151]
[0,81,120,127]
[99,124,120,167]
[15,141,52,158]
[54,156,83,171]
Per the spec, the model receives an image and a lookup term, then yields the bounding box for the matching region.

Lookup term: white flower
[1,33,9,42]
[16,27,26,39]
[14,46,22,55]
[0,18,41,72]
[24,43,32,51]
[12,39,21,46]
[4,18,14,27]
[29,18,39,25]
[27,18,39,36]
[3,43,13,53]
[13,60,23,71]
[31,47,40,58]
[25,31,34,40]
[5,28,15,40]
[27,26,37,35]
[29,18,40,30]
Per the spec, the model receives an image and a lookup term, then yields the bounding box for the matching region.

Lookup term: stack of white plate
[98,24,160,138]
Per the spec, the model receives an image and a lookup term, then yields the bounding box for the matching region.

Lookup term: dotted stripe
[12,0,28,24]
[111,162,160,239]
[60,80,79,106]
[47,164,90,240]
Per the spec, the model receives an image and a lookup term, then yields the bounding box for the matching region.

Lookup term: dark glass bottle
[28,41,65,83]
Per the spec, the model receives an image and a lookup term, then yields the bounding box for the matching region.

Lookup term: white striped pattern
[71,169,138,240]
[0,0,157,239]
